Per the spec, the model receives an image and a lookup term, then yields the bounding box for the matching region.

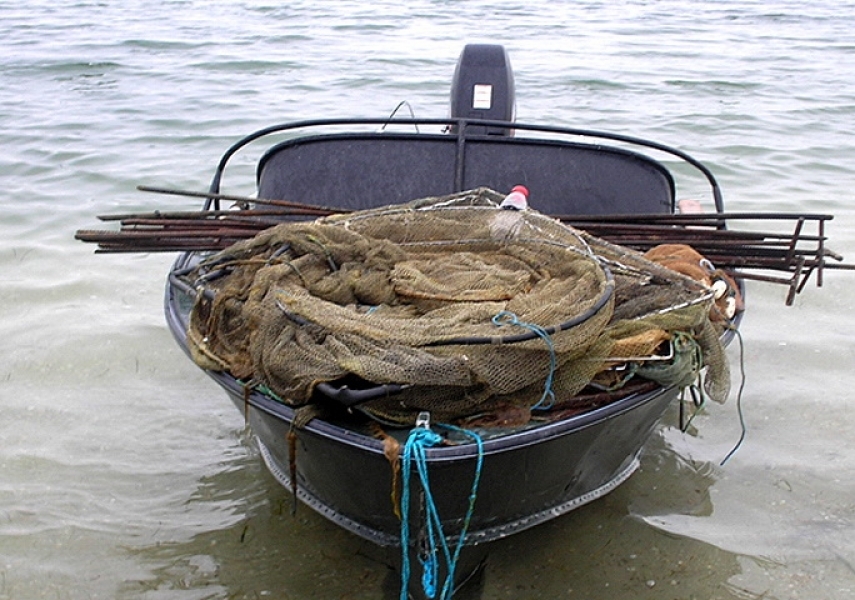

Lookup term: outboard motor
[450,44,515,136]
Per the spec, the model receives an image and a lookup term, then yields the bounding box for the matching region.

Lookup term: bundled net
[184,188,728,425]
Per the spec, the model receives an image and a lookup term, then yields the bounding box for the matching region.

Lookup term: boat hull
[167,277,677,547]
[239,379,676,547]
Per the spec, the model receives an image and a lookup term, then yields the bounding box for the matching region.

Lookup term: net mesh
[185,188,728,425]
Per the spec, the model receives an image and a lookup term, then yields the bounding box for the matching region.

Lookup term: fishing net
[185,188,728,425]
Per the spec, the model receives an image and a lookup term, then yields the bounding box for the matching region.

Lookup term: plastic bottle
[499,185,529,210]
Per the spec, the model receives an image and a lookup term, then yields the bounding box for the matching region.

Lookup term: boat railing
[203,117,724,218]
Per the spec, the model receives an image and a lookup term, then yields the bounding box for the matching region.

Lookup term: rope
[678,326,747,465]
[679,381,707,432]
[399,421,484,600]
[720,327,747,465]
[491,311,556,409]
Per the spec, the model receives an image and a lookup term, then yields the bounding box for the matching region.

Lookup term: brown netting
[184,188,728,425]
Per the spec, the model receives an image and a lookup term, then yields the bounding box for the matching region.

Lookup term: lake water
[2,1,854,598]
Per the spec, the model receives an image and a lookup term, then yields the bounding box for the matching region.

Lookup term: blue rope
[399,424,484,600]
[491,310,556,409]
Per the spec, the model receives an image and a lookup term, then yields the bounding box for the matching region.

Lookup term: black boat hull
[166,271,676,547]
[245,381,677,547]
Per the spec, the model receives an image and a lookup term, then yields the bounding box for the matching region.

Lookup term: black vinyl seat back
[256,132,675,216]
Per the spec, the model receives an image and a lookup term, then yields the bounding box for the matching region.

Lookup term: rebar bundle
[75,185,855,305]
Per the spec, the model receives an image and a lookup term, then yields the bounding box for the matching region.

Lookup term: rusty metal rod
[136,185,347,215]
[74,229,837,271]
[557,211,834,223]
[76,198,852,303]
[571,222,826,242]
[117,218,276,229]
[99,208,325,221]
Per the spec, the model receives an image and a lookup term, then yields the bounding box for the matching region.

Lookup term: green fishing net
[184,188,728,425]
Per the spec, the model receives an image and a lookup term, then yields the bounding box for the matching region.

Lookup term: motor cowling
[450,44,515,136]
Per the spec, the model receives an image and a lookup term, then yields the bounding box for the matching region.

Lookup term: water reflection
[480,425,740,599]
[121,436,396,599]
